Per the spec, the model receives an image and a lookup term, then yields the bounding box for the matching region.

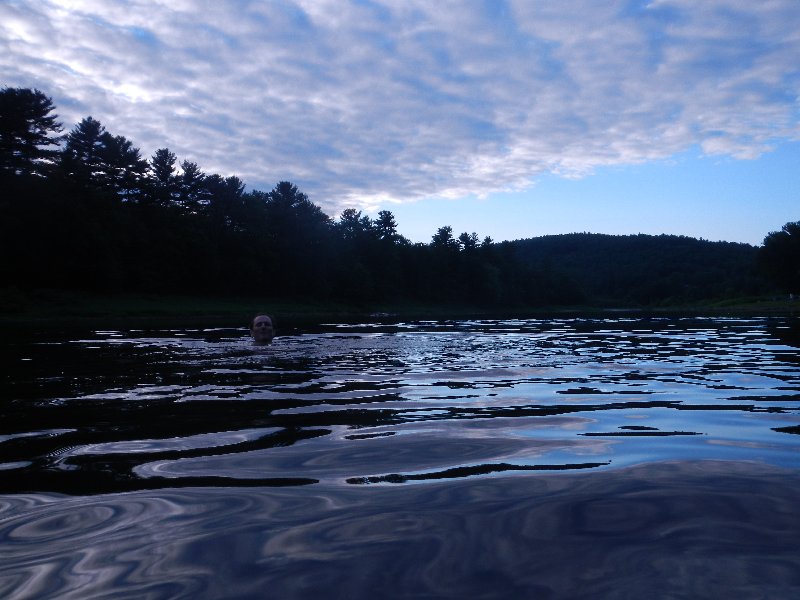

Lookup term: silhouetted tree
[61,116,106,186]
[177,160,206,213]
[264,181,333,295]
[759,221,800,294]
[61,118,146,199]
[148,148,179,206]
[337,208,374,241]
[204,174,245,229]
[375,210,400,243]
[97,132,148,199]
[458,231,480,251]
[0,87,62,177]
[331,209,377,300]
[427,226,463,300]
[431,225,458,250]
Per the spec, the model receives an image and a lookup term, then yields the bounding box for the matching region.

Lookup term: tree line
[1,86,795,309]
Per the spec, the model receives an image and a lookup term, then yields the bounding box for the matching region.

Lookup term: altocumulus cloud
[2,0,799,213]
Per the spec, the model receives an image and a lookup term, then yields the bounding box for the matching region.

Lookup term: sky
[2,0,799,246]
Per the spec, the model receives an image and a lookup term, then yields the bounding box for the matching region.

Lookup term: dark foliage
[758,222,800,294]
[0,87,62,177]
[0,87,776,309]
[508,233,768,306]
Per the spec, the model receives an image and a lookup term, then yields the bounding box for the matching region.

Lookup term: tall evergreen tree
[337,208,374,241]
[0,87,62,177]
[375,210,400,243]
[177,160,206,213]
[264,181,333,295]
[265,181,332,242]
[61,117,146,198]
[458,231,480,251]
[97,132,148,199]
[61,116,106,185]
[148,148,179,206]
[204,174,245,229]
[431,225,458,250]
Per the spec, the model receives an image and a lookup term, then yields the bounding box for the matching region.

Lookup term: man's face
[251,316,274,344]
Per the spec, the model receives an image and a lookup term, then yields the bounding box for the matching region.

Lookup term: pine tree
[0,87,63,177]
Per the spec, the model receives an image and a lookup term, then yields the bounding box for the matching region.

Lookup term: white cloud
[2,0,799,215]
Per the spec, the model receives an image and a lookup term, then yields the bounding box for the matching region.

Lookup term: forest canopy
[0,86,787,310]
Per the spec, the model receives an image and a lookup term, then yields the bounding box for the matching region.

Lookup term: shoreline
[1,290,797,328]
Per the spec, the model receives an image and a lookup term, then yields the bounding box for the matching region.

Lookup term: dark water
[1,316,799,598]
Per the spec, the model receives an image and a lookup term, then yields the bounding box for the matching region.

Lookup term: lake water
[1,316,799,598]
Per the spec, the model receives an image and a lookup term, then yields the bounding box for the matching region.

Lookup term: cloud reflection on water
[1,461,799,599]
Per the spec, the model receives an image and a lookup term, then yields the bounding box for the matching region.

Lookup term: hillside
[505,233,767,306]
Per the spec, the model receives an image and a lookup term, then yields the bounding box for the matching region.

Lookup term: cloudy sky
[3,0,799,244]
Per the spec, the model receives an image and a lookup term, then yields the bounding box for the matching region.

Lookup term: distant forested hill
[504,233,766,306]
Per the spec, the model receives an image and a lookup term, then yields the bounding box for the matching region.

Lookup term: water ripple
[1,461,798,598]
[2,317,799,493]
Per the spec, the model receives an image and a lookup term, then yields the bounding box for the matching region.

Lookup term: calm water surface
[1,316,799,598]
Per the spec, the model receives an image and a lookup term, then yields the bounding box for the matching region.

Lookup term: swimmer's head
[250,314,275,345]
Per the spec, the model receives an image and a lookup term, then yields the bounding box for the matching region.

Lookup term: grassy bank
[0,288,371,327]
[0,288,512,328]
[1,288,798,328]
